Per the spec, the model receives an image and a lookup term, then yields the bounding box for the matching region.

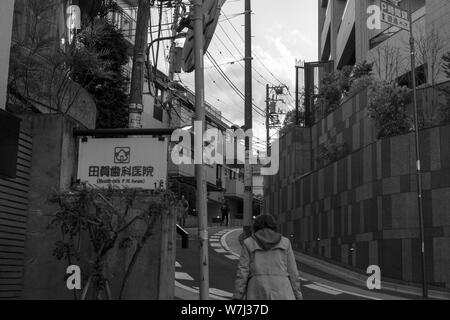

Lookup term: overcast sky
[158,0,318,147]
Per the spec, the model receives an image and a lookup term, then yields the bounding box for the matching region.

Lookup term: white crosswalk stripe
[210,243,222,247]
[175,262,182,268]
[304,284,341,295]
[214,249,227,253]
[175,272,194,281]
[225,255,240,260]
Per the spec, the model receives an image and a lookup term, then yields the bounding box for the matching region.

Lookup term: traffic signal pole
[193,0,209,300]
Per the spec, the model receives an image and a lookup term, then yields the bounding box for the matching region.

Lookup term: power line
[216,23,276,87]
[221,10,290,88]
[206,51,266,118]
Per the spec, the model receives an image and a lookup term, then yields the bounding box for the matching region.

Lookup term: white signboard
[380,0,410,31]
[77,137,168,190]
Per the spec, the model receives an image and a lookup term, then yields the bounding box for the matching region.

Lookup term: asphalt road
[175,229,379,300]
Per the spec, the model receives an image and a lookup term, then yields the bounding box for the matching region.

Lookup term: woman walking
[233,215,303,300]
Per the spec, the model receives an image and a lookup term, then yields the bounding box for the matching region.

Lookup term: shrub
[347,74,374,97]
[316,142,348,167]
[368,81,413,138]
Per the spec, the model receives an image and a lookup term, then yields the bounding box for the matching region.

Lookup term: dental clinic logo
[114,147,131,164]
[171,121,279,176]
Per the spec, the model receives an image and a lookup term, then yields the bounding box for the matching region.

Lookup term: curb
[293,251,450,300]
[221,229,241,257]
[221,229,450,300]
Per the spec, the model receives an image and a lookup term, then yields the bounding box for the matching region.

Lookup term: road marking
[310,282,383,300]
[175,272,194,281]
[214,249,227,253]
[225,255,240,260]
[175,281,227,301]
[209,238,220,242]
[192,287,234,298]
[221,229,241,257]
[299,276,308,282]
[175,262,182,268]
[304,283,342,296]
[210,243,222,248]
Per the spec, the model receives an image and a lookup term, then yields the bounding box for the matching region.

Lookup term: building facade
[0,0,15,110]
[264,0,450,289]
[319,0,450,85]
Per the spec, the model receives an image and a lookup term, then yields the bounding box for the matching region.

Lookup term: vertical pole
[408,2,428,299]
[243,0,253,239]
[295,67,299,126]
[193,0,209,300]
[266,84,270,153]
[168,2,180,126]
[129,0,151,128]
[264,84,270,216]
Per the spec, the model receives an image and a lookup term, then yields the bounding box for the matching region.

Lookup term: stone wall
[266,90,450,289]
[20,114,177,299]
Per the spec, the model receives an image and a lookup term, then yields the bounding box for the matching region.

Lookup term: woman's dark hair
[253,215,278,233]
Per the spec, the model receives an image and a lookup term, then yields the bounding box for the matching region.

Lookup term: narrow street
[175,228,422,301]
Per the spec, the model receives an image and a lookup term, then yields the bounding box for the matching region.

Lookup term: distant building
[0,0,15,110]
[319,0,450,84]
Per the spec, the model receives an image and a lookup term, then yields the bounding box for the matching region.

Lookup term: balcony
[224,176,244,199]
[110,6,136,45]
[168,159,224,192]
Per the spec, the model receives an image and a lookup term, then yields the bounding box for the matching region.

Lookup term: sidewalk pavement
[222,228,450,300]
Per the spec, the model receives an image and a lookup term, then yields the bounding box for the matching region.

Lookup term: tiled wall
[266,90,450,288]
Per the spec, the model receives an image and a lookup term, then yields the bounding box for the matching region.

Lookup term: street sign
[182,0,227,73]
[77,137,168,190]
[380,0,410,31]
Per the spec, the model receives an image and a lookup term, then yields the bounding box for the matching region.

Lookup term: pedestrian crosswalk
[209,229,241,261]
[175,260,234,300]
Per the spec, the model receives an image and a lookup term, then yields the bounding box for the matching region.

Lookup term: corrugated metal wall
[0,129,32,300]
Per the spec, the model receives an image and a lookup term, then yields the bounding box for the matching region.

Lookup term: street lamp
[406,0,428,299]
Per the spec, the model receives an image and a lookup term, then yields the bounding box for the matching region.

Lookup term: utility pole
[408,1,428,299]
[295,66,299,125]
[265,84,270,153]
[167,1,181,126]
[193,0,209,300]
[243,0,253,239]
[128,0,151,128]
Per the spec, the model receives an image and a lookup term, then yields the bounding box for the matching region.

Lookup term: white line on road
[225,255,240,260]
[304,283,342,296]
[175,272,194,281]
[175,281,227,301]
[210,243,222,248]
[193,287,234,298]
[175,262,182,268]
[214,249,227,253]
[310,282,383,300]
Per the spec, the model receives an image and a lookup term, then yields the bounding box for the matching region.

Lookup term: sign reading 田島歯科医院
[77,137,167,190]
